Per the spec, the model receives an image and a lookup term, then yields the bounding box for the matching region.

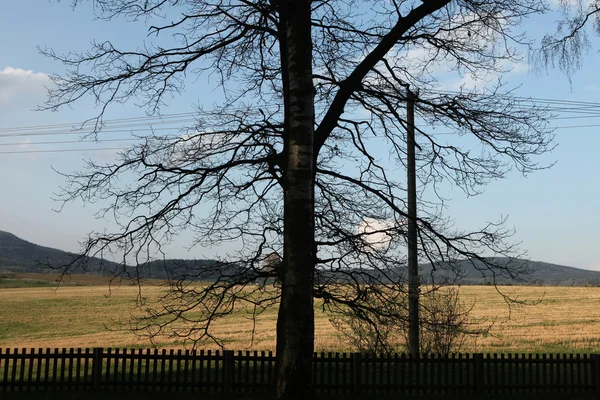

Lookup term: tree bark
[276,0,315,399]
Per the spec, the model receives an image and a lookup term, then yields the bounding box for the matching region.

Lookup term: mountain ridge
[1,230,599,286]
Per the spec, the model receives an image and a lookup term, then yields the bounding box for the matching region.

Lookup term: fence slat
[474,353,483,394]
[105,348,112,390]
[572,353,577,391]
[158,349,165,391]
[519,353,524,392]
[199,350,205,392]
[35,348,43,392]
[260,350,266,391]
[150,349,157,391]
[167,349,174,391]
[66,348,73,390]
[343,353,349,395]
[17,348,24,392]
[9,348,17,391]
[122,348,128,388]
[244,350,250,392]
[352,353,360,396]
[253,350,258,392]
[111,348,118,389]
[268,351,274,390]
[83,348,89,389]
[1,349,7,392]
[92,348,102,390]
[190,350,197,392]
[25,348,34,391]
[223,350,233,393]
[213,350,219,392]
[318,352,323,391]
[174,349,181,391]
[205,350,211,392]
[43,349,50,391]
[134,349,141,391]
[125,349,132,389]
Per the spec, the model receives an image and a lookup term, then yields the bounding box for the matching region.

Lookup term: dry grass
[459,286,600,353]
[1,283,599,353]
[1,272,166,286]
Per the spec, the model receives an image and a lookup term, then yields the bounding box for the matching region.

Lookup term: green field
[1,273,600,353]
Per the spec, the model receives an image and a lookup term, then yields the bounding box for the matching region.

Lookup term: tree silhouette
[43,1,555,398]
[534,0,600,77]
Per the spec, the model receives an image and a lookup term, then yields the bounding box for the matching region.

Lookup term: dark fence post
[92,348,103,390]
[223,350,234,393]
[594,354,600,393]
[474,353,484,394]
[352,353,361,396]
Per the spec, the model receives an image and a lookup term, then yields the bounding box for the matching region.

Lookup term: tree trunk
[276,0,315,399]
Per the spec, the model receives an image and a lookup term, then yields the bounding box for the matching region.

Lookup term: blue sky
[0,1,599,270]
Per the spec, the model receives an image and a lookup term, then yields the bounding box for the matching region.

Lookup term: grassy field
[0,272,153,287]
[1,274,600,353]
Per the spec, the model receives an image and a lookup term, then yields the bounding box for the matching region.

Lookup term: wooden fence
[1,348,599,395]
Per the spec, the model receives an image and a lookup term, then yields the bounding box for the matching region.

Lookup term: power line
[1,93,600,148]
[428,89,600,107]
[0,147,124,155]
[0,126,184,138]
[0,104,290,133]
[0,104,293,135]
[0,138,141,147]
[2,120,598,150]
[1,120,597,153]
[0,112,199,133]
[3,94,600,138]
[2,114,599,141]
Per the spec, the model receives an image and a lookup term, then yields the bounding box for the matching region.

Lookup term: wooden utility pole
[406,88,420,357]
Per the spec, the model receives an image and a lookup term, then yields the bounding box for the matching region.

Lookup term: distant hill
[0,230,216,279]
[420,258,600,286]
[2,230,600,286]
[0,230,102,272]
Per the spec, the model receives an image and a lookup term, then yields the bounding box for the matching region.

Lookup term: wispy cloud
[438,60,529,91]
[0,67,50,111]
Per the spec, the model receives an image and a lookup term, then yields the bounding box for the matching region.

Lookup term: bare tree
[533,0,600,77]
[42,1,556,398]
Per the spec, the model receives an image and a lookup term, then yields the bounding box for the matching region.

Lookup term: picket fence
[1,348,599,395]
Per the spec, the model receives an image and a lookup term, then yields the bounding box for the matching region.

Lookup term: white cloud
[438,60,529,91]
[441,73,490,91]
[0,67,51,111]
[357,217,398,249]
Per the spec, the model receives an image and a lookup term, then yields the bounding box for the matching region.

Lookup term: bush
[328,292,408,354]
[420,287,489,356]
[329,286,488,355]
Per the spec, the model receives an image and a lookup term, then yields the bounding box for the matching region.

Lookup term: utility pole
[406,88,420,357]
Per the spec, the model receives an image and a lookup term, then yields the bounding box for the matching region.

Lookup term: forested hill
[0,230,216,279]
[2,230,599,285]
[420,258,600,286]
[0,230,98,272]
